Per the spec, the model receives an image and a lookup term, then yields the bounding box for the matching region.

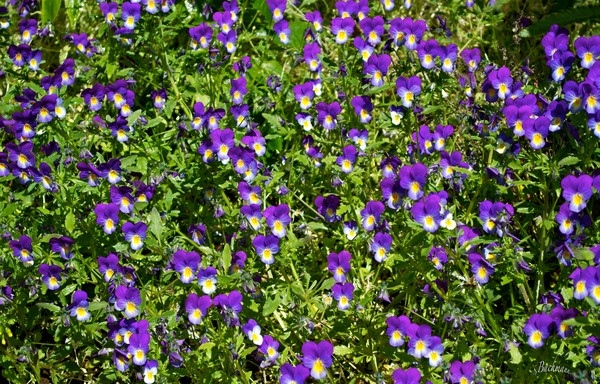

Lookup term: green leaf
[262,295,281,316]
[65,211,75,234]
[521,6,600,37]
[149,208,164,241]
[127,110,142,126]
[558,156,580,167]
[199,342,215,351]
[88,301,108,311]
[41,0,62,24]
[37,303,61,313]
[508,343,522,364]
[222,243,232,272]
[573,247,595,261]
[334,345,353,356]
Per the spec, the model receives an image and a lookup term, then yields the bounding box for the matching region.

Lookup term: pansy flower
[524,313,555,348]
[274,19,290,44]
[489,66,513,99]
[348,128,369,150]
[439,151,468,181]
[343,221,359,240]
[197,267,217,295]
[382,0,395,11]
[263,204,291,238]
[213,290,243,326]
[211,128,235,163]
[399,163,427,200]
[392,367,421,384]
[115,286,142,318]
[561,174,593,213]
[563,80,584,113]
[448,360,477,384]
[336,145,357,174]
[10,235,35,264]
[428,247,448,270]
[360,16,385,45]
[525,116,550,149]
[230,77,247,105]
[38,264,63,290]
[332,283,354,310]
[380,178,403,210]
[243,319,264,345]
[280,363,310,384]
[189,23,213,49]
[315,195,341,222]
[582,81,600,114]
[361,201,385,231]
[259,335,280,363]
[68,290,91,321]
[49,236,74,260]
[301,340,333,380]
[575,36,600,69]
[438,44,458,72]
[331,17,355,44]
[128,332,150,366]
[185,293,212,325]
[18,19,37,43]
[6,141,35,169]
[98,253,120,282]
[407,324,433,358]
[548,51,574,82]
[468,253,494,284]
[327,251,351,283]
[100,2,118,25]
[304,42,322,72]
[478,200,514,236]
[143,360,158,383]
[541,25,569,58]
[461,47,481,72]
[551,306,578,339]
[293,82,315,110]
[412,194,442,232]
[364,54,391,87]
[316,102,342,130]
[122,222,147,251]
[266,0,286,22]
[396,76,422,108]
[141,0,158,14]
[417,39,439,69]
[402,18,427,50]
[354,37,374,62]
[173,250,201,284]
[253,234,280,264]
[371,232,392,262]
[122,2,141,30]
[94,203,120,234]
[82,83,105,111]
[386,315,412,347]
[336,0,358,18]
[217,30,237,53]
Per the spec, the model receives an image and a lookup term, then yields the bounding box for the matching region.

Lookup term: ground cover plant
[1,0,600,383]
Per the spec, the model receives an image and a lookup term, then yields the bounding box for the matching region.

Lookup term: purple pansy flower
[301,340,333,380]
[524,313,555,348]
